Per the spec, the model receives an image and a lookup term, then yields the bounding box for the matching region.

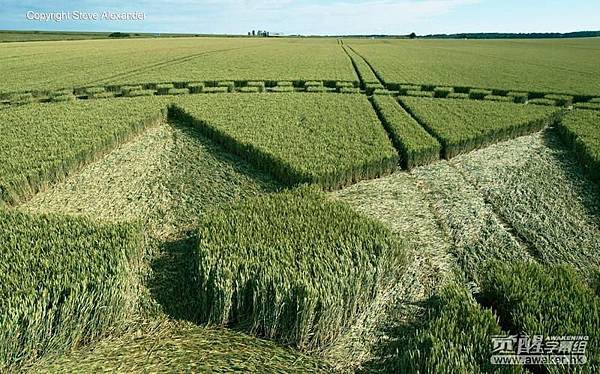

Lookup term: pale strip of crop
[411,161,533,283]
[27,318,331,373]
[451,130,600,280]
[0,97,171,207]
[18,124,173,226]
[328,171,456,372]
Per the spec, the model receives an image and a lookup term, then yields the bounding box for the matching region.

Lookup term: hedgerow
[169,93,398,190]
[0,98,168,206]
[0,211,144,370]
[479,262,599,371]
[557,109,600,181]
[399,97,560,158]
[194,187,406,350]
[372,95,440,169]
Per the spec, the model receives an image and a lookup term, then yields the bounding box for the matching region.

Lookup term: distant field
[0,38,357,93]
[0,30,112,42]
[1,37,599,99]
[347,38,600,96]
[0,30,199,42]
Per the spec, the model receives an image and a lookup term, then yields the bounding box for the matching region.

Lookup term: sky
[1,0,599,36]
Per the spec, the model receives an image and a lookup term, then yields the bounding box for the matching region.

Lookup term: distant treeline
[421,31,600,39]
[300,31,600,39]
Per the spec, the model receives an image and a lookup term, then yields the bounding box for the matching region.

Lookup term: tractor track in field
[343,43,389,87]
[85,44,267,86]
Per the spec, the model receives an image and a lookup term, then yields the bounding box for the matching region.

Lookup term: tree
[409,32,417,39]
[252,30,255,36]
[109,32,130,38]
